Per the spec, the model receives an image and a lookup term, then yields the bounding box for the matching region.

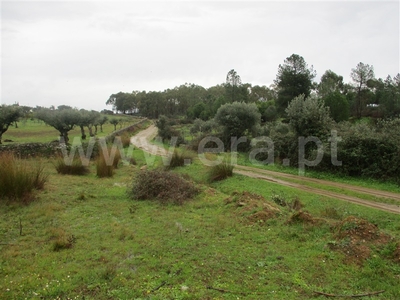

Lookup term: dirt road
[131,125,400,214]
[130,124,168,156]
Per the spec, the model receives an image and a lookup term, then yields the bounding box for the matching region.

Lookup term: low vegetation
[53,155,90,176]
[1,154,399,299]
[165,150,194,170]
[207,160,234,182]
[0,152,47,202]
[129,169,199,205]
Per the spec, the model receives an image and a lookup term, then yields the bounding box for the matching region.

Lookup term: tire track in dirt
[131,125,400,214]
[234,169,400,215]
[235,165,400,202]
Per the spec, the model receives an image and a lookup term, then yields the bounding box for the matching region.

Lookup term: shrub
[339,136,399,178]
[129,170,198,205]
[214,102,261,141]
[0,152,48,202]
[207,161,234,182]
[285,94,333,138]
[54,155,90,175]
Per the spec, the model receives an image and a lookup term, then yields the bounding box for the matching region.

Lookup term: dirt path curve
[130,124,168,156]
[131,125,400,214]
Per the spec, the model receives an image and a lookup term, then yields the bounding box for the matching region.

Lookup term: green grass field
[1,147,399,299]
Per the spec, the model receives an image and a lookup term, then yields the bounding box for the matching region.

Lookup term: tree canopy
[350,62,375,118]
[36,107,81,144]
[214,101,261,140]
[0,105,22,144]
[275,54,316,114]
[285,94,333,137]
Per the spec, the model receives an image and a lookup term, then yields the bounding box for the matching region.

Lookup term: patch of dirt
[285,210,325,225]
[225,191,280,225]
[330,216,392,265]
[393,244,400,264]
[335,216,390,242]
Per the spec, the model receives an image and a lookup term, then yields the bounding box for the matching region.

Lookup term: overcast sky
[1,1,399,111]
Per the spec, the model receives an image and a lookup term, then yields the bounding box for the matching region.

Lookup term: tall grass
[96,147,121,178]
[165,150,194,170]
[53,155,90,175]
[207,160,234,182]
[0,152,48,202]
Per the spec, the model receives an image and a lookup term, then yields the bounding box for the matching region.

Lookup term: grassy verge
[1,150,399,299]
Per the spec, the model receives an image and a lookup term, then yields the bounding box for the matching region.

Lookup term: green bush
[0,152,48,202]
[207,161,234,182]
[339,136,399,179]
[129,170,198,205]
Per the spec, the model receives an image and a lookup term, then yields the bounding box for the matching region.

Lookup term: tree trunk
[60,131,69,144]
[88,125,94,137]
[80,125,86,140]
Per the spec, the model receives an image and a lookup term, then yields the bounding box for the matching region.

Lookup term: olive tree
[214,101,261,147]
[36,107,81,144]
[285,94,333,138]
[0,105,22,144]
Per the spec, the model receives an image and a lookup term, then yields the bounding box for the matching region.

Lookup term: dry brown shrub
[129,170,199,205]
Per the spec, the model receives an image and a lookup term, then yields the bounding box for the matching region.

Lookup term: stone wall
[0,142,60,158]
[104,118,149,143]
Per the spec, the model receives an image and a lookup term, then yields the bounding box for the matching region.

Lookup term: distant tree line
[106,54,400,122]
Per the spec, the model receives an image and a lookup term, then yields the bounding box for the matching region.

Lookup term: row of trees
[107,54,400,122]
[0,105,124,144]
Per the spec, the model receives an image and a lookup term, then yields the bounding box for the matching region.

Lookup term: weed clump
[286,211,322,225]
[96,147,122,178]
[165,150,194,170]
[207,161,234,182]
[50,228,76,251]
[54,155,89,175]
[320,207,343,220]
[0,152,48,202]
[129,170,198,205]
